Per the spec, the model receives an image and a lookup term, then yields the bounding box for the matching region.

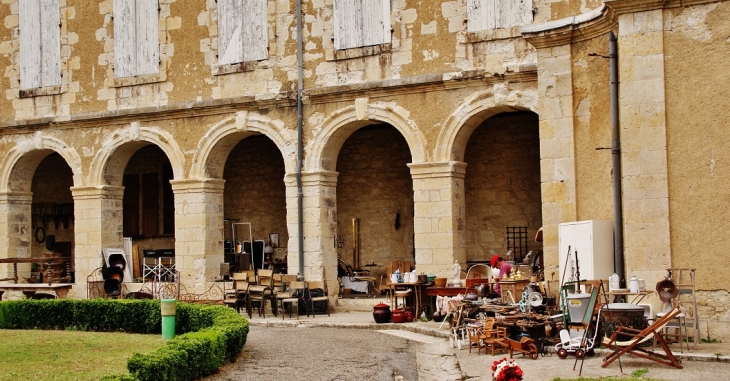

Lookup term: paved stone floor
[204,310,730,381]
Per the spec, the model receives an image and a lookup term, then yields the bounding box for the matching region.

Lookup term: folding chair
[601,307,683,370]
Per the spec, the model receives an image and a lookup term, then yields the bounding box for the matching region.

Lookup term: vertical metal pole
[295,0,304,277]
[609,32,625,282]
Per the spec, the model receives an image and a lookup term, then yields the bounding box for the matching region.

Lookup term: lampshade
[264,245,274,254]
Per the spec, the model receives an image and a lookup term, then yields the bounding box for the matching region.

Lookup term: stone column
[71,186,125,299]
[285,171,338,295]
[616,9,671,284]
[409,161,467,277]
[0,192,33,280]
[528,42,579,274]
[170,179,225,294]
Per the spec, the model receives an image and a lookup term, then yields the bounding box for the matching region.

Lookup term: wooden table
[0,257,69,284]
[389,282,431,316]
[0,283,73,300]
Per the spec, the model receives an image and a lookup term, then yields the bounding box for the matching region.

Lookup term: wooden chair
[280,281,306,319]
[248,269,276,318]
[601,307,683,370]
[466,325,486,354]
[305,280,331,317]
[275,274,299,314]
[223,272,250,313]
[481,318,509,356]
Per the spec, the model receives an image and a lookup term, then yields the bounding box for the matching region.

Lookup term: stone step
[334,295,388,312]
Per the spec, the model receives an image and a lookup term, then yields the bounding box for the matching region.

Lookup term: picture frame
[269,233,279,248]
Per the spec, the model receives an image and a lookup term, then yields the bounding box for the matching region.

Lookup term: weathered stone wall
[663,2,730,291]
[30,153,74,258]
[463,112,542,262]
[222,136,288,249]
[335,126,414,276]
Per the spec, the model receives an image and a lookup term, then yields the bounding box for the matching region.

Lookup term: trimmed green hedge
[0,299,248,381]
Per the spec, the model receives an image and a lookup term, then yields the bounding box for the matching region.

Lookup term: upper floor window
[466,0,533,31]
[218,0,268,64]
[113,0,159,78]
[333,0,390,50]
[19,0,61,90]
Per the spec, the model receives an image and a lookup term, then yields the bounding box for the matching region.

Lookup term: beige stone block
[633,9,663,34]
[0,41,13,55]
[623,199,643,224]
[391,50,412,67]
[639,149,667,176]
[631,54,664,81]
[166,16,182,30]
[541,181,568,203]
[619,31,663,56]
[623,174,669,200]
[437,217,455,232]
[621,151,641,177]
[414,218,433,234]
[621,79,665,106]
[4,14,18,28]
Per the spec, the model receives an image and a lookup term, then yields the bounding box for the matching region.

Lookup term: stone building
[0,0,728,339]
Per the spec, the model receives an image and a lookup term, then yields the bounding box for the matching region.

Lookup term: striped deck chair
[601,307,683,370]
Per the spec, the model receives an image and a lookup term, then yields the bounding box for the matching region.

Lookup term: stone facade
[0,0,728,340]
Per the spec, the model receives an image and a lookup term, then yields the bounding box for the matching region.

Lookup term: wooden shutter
[114,0,136,77]
[19,0,60,90]
[242,0,267,61]
[467,0,532,31]
[334,0,388,50]
[141,173,159,236]
[218,0,243,64]
[40,0,61,86]
[136,0,159,75]
[123,174,140,236]
[114,0,158,77]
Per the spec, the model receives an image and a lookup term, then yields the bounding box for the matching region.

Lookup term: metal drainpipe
[295,0,304,277]
[609,32,625,282]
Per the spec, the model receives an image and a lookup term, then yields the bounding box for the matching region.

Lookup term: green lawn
[0,329,166,381]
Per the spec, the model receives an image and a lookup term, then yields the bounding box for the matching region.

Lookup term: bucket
[566,293,591,323]
[433,278,447,287]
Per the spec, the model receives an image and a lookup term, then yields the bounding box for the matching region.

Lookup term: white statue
[451,260,461,286]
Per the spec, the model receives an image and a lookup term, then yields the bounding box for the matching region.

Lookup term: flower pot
[391,308,406,323]
[404,310,414,322]
[372,302,392,324]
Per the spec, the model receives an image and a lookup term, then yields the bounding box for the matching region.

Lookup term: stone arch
[305,101,428,171]
[190,111,297,179]
[87,124,185,187]
[435,87,539,162]
[0,133,83,192]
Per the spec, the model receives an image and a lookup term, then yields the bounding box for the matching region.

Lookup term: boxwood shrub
[0,299,248,381]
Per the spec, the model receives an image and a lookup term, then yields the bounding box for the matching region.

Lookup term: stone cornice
[290,171,340,187]
[306,70,537,105]
[605,0,720,14]
[170,179,226,193]
[522,5,617,49]
[0,70,537,135]
[408,161,468,179]
[70,185,125,199]
[0,192,33,203]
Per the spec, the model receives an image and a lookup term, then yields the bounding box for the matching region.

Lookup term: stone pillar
[532,43,579,274]
[409,161,466,277]
[616,9,671,285]
[71,186,125,299]
[170,179,225,294]
[0,192,33,280]
[285,171,338,295]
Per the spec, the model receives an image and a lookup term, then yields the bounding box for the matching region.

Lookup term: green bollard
[161,299,176,340]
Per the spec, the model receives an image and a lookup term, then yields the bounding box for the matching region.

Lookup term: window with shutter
[19,0,61,91]
[466,0,533,32]
[218,0,268,65]
[334,0,390,50]
[113,0,160,78]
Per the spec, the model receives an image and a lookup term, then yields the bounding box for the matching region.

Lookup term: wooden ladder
[666,268,699,349]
